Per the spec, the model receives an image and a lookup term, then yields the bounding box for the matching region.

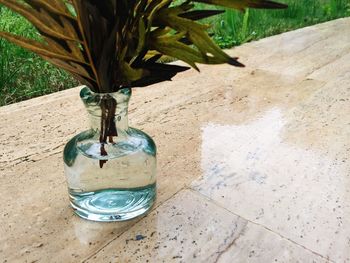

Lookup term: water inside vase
[69,185,156,221]
[64,128,157,222]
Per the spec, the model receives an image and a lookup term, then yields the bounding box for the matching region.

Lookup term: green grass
[0,0,349,106]
[0,6,78,106]
[200,0,350,48]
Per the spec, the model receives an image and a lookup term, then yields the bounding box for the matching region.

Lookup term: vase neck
[89,100,129,134]
[80,87,131,138]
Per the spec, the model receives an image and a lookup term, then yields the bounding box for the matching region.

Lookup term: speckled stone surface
[1,18,349,262]
[88,190,327,263]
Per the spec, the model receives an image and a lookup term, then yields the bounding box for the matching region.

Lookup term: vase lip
[80,86,131,104]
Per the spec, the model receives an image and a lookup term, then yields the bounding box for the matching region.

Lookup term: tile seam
[80,185,187,263]
[189,188,334,263]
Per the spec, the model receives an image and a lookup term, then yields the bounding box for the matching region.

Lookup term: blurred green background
[0,0,349,106]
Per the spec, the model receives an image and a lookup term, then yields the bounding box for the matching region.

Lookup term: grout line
[305,48,350,80]
[189,188,334,263]
[80,186,187,263]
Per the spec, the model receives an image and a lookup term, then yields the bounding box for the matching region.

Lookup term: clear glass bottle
[63,87,156,222]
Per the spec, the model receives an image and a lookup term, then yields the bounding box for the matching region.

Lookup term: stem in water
[99,95,118,168]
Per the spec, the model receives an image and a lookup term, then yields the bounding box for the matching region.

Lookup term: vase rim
[81,86,131,95]
[80,86,131,104]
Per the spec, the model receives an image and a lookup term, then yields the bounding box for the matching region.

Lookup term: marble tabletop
[1,18,350,262]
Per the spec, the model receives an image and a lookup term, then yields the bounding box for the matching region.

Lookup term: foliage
[0,0,286,94]
[202,0,350,48]
[0,5,78,106]
[1,1,349,105]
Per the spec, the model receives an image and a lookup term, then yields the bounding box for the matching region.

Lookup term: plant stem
[99,95,118,168]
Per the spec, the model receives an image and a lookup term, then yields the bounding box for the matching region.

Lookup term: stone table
[1,18,350,262]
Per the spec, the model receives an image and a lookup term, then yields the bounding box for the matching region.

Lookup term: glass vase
[63,87,157,222]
